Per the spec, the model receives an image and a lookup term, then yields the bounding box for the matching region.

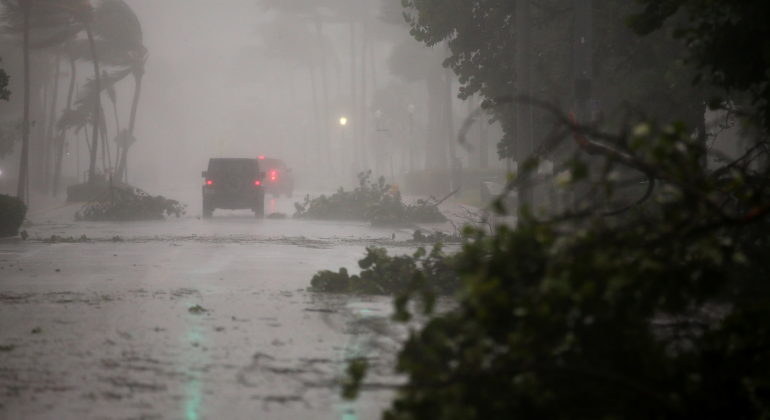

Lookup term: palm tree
[81,4,101,185]
[89,0,146,183]
[51,40,78,196]
[50,0,146,189]
[1,0,81,203]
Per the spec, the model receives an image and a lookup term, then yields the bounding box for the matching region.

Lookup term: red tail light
[258,156,265,159]
[207,180,212,185]
[255,180,261,186]
[271,170,276,181]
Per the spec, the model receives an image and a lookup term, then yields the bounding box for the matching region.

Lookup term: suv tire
[254,198,265,218]
[203,199,214,219]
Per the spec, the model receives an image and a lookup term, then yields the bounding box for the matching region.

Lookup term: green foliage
[412,229,461,244]
[0,194,26,238]
[332,2,770,418]
[342,358,368,400]
[337,119,770,419]
[294,171,447,225]
[310,245,459,297]
[0,118,20,159]
[188,305,207,315]
[42,234,88,243]
[74,187,186,221]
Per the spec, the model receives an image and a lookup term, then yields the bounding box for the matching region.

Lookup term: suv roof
[207,158,260,173]
[259,158,286,169]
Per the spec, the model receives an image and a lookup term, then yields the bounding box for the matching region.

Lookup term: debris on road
[74,186,186,222]
[293,171,447,226]
[188,304,207,314]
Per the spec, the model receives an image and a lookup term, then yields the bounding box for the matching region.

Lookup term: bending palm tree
[89,0,146,183]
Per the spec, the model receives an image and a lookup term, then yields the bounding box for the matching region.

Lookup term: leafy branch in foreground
[294,171,447,226]
[333,116,770,419]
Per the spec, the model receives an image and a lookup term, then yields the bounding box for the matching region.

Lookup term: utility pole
[574,0,593,123]
[516,0,533,210]
[573,0,593,210]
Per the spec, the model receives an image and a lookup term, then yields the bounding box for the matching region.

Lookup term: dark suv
[259,157,294,197]
[201,158,265,218]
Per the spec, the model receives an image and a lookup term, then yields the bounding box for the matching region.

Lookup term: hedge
[0,194,26,238]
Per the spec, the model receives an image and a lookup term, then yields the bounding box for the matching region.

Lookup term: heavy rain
[1,1,769,419]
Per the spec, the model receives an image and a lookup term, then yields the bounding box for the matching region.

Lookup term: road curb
[0,235,22,244]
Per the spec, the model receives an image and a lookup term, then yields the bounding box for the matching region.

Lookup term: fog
[0,0,505,202]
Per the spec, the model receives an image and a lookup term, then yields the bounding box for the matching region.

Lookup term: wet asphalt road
[0,192,462,420]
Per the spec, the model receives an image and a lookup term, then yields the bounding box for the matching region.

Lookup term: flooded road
[0,192,460,420]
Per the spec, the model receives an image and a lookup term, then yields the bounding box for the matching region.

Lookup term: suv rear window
[208,159,259,175]
[261,159,285,170]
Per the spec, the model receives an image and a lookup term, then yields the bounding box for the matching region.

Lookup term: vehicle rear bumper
[203,186,264,210]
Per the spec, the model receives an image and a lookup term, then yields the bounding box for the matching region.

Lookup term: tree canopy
[329,1,770,419]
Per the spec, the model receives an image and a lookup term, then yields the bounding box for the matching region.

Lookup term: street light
[301,120,308,169]
[339,117,349,183]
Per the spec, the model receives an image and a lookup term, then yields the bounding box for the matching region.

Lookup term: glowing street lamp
[340,117,347,126]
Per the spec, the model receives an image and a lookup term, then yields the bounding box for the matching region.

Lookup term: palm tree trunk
[111,96,121,173]
[116,70,143,183]
[16,1,31,204]
[34,75,49,193]
[445,65,456,164]
[44,51,62,194]
[85,23,101,184]
[52,58,76,197]
[99,104,111,172]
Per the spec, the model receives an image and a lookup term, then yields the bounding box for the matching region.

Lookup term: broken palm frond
[294,171,447,226]
[74,184,186,221]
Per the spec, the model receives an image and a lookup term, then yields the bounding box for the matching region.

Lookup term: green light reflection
[183,307,206,420]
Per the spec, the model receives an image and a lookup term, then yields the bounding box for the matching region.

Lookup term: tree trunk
[359,17,368,173]
[116,70,143,183]
[34,76,48,192]
[53,59,76,196]
[445,65,456,165]
[99,104,111,172]
[85,23,101,184]
[314,19,331,170]
[16,1,31,204]
[44,51,62,194]
[349,21,358,167]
